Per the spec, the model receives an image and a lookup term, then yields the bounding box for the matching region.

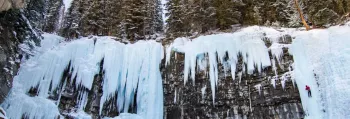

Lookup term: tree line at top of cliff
[2,0,350,42]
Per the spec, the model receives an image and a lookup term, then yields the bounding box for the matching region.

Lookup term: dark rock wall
[0,0,63,104]
[162,38,304,119]
[0,9,40,104]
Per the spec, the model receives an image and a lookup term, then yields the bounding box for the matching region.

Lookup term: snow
[2,35,164,119]
[19,33,63,60]
[103,113,143,119]
[68,111,92,119]
[20,13,39,38]
[68,112,143,119]
[40,33,64,52]
[63,0,74,12]
[290,24,350,119]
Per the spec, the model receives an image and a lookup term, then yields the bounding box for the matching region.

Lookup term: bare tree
[294,0,310,30]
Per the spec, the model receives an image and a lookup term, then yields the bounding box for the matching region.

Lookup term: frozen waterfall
[1,35,164,119]
[1,23,350,119]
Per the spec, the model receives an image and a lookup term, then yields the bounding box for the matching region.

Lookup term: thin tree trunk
[294,0,311,31]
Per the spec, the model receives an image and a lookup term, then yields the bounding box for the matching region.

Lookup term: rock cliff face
[0,0,25,12]
[162,37,304,119]
[0,9,40,104]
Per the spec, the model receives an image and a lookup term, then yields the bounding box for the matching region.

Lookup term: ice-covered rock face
[1,36,164,119]
[163,27,303,119]
[0,27,305,119]
[3,24,350,119]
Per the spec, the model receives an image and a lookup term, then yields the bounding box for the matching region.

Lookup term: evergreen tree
[214,0,242,29]
[200,0,217,33]
[143,0,164,36]
[165,0,187,38]
[105,0,123,36]
[43,0,64,33]
[80,0,100,35]
[61,0,84,39]
[153,0,164,33]
[61,0,163,41]
[122,0,146,41]
[25,0,47,30]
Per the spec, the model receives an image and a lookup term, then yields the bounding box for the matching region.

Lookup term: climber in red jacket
[305,85,312,97]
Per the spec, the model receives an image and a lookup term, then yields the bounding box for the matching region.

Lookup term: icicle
[231,62,237,80]
[271,57,278,89]
[0,107,7,119]
[56,78,67,106]
[289,65,295,88]
[281,75,286,89]
[77,90,89,111]
[174,88,177,104]
[201,85,206,101]
[183,52,191,85]
[238,71,243,83]
[270,43,288,70]
[164,27,272,104]
[165,45,173,66]
[227,109,230,117]
[208,51,218,104]
[271,77,276,88]
[254,84,262,95]
[190,52,196,85]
